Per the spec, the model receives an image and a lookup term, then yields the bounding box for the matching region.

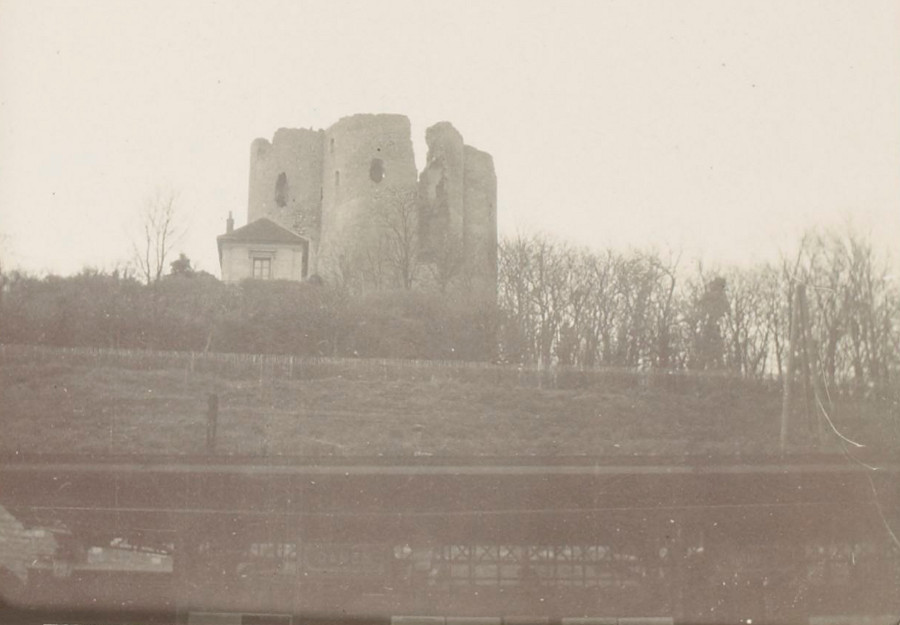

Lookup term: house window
[252,257,272,280]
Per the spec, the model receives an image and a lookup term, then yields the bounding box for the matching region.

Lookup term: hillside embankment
[2,344,897,458]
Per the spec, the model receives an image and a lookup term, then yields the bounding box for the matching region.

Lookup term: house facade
[217,215,309,284]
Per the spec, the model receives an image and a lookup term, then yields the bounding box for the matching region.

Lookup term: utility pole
[206,393,219,453]
[781,283,825,452]
[797,284,813,434]
[798,284,826,444]
[780,285,801,453]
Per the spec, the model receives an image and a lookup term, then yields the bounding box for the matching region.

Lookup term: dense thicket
[1,226,897,394]
[0,270,496,361]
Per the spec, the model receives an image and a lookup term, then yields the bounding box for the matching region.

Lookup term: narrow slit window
[369,158,385,183]
[275,172,288,208]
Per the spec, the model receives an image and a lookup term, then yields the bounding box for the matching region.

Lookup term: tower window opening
[275,172,288,208]
[369,158,385,183]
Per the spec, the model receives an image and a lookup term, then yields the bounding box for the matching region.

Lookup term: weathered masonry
[219,114,497,301]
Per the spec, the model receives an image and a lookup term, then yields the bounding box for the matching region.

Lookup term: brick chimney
[226,212,234,234]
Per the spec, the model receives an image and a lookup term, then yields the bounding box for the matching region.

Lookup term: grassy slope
[1,347,897,457]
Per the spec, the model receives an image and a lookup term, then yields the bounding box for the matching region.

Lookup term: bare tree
[554,247,595,366]
[722,265,775,378]
[374,186,420,290]
[497,234,536,363]
[781,225,900,396]
[797,230,850,390]
[684,266,729,371]
[524,235,569,366]
[645,249,682,370]
[841,230,896,393]
[581,250,619,367]
[610,253,658,367]
[132,189,182,286]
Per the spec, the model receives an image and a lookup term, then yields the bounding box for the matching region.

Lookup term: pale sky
[1,0,898,277]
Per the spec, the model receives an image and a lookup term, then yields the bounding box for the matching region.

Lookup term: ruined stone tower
[245,114,497,301]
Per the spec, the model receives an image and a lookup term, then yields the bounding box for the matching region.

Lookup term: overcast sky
[1,0,898,277]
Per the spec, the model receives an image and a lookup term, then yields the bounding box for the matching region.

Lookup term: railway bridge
[0,454,898,624]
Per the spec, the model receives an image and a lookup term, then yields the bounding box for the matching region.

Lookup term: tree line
[497,227,899,395]
[1,226,897,394]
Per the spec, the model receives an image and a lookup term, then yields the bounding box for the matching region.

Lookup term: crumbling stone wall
[246,114,497,301]
[248,128,325,270]
[417,124,497,299]
[462,145,498,297]
[318,114,418,282]
[418,122,467,252]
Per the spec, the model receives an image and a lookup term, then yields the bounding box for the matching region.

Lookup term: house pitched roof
[218,217,307,245]
[217,217,307,265]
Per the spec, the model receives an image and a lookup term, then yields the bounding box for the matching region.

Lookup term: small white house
[217,215,309,284]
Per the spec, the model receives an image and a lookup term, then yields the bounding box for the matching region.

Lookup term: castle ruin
[232,114,497,300]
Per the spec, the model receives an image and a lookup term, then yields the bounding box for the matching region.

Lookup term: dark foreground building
[1,454,898,624]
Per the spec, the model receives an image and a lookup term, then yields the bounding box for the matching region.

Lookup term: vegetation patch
[2,345,896,458]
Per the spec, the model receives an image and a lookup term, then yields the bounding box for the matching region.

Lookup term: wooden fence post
[206,393,219,453]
